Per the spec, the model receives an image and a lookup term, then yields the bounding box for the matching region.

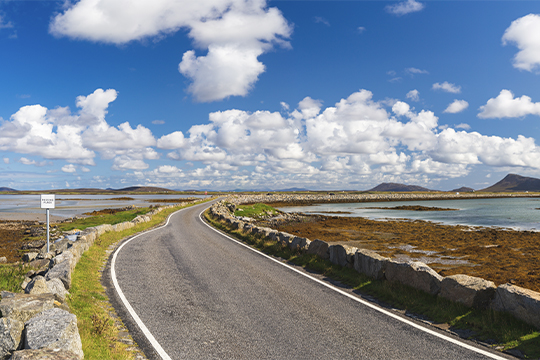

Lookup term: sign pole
[46,208,50,253]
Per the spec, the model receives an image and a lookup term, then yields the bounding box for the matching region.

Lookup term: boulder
[0,257,6,264]
[24,277,48,296]
[0,317,24,359]
[353,249,389,280]
[24,308,83,360]
[439,274,496,308]
[277,233,294,246]
[94,224,113,236]
[328,245,348,267]
[491,283,540,329]
[0,294,55,324]
[22,253,38,263]
[53,252,75,273]
[10,349,80,360]
[307,239,329,259]
[385,261,443,296]
[289,237,310,252]
[46,279,69,302]
[45,261,71,290]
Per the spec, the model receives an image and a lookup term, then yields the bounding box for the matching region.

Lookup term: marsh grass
[68,202,200,360]
[204,211,540,358]
[233,203,281,219]
[58,208,151,232]
[0,264,30,294]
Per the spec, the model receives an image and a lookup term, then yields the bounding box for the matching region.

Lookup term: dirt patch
[270,215,540,292]
[370,205,457,211]
[0,221,38,263]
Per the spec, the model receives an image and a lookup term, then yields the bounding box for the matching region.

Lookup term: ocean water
[278,197,540,231]
[0,194,204,219]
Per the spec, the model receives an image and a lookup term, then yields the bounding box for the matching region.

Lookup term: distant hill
[451,187,475,193]
[481,174,540,192]
[114,186,175,193]
[0,187,17,192]
[369,183,433,192]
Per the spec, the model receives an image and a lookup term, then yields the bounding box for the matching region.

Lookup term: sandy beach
[0,211,65,222]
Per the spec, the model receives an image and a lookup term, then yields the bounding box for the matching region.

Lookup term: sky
[1,0,540,191]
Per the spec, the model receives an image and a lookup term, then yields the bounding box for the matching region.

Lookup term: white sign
[40,194,55,209]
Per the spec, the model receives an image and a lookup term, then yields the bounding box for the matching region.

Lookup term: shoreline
[0,211,66,222]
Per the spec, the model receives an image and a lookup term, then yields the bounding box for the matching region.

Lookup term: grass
[57,207,152,232]
[67,201,203,360]
[233,203,281,219]
[204,211,540,359]
[0,264,31,294]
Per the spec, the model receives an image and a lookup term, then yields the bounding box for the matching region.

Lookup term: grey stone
[21,253,38,263]
[45,261,71,290]
[353,249,389,280]
[25,259,50,273]
[24,308,83,360]
[289,237,310,252]
[307,239,329,259]
[439,274,496,308]
[0,292,16,300]
[0,257,6,264]
[24,277,48,296]
[46,279,69,302]
[53,252,75,273]
[277,233,294,246]
[385,261,443,295]
[491,283,540,329]
[0,317,24,359]
[0,293,55,324]
[10,349,80,360]
[328,245,348,267]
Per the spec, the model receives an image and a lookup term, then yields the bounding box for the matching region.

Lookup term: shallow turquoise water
[278,197,540,231]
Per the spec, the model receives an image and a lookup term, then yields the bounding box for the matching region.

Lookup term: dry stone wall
[210,195,540,330]
[0,201,201,360]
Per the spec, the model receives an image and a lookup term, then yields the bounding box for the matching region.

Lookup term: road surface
[104,200,511,360]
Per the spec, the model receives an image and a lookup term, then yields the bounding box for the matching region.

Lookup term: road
[104,200,511,360]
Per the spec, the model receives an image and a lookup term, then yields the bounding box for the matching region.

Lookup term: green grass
[57,208,151,232]
[68,202,203,360]
[0,264,30,294]
[205,211,540,359]
[233,203,281,219]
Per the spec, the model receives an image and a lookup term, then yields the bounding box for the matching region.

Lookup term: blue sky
[1,0,540,191]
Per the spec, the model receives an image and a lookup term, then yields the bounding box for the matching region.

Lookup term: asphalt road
[105,200,511,360]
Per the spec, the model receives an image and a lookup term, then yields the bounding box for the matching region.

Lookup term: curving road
[104,200,511,360]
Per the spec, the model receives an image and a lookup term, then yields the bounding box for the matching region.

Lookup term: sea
[0,194,205,219]
[277,197,540,231]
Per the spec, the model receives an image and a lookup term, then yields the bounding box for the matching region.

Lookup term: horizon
[1,1,540,191]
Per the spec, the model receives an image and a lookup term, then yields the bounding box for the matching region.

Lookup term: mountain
[113,186,175,193]
[0,187,17,192]
[481,174,540,192]
[451,187,475,193]
[368,183,433,192]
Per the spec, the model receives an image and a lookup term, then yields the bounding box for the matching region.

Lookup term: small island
[368,205,458,211]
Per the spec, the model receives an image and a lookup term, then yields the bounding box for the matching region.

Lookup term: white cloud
[455,123,471,130]
[152,120,165,125]
[406,89,420,102]
[385,0,424,16]
[81,167,91,172]
[2,158,8,164]
[358,27,366,33]
[444,100,469,114]
[314,17,330,26]
[49,0,291,102]
[405,67,428,75]
[18,158,49,167]
[502,14,540,72]
[432,82,461,94]
[62,164,77,173]
[0,15,13,29]
[478,89,540,118]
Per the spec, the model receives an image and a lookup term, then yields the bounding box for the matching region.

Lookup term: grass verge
[204,210,540,359]
[68,201,203,360]
[58,207,152,232]
[0,263,31,293]
[233,203,281,219]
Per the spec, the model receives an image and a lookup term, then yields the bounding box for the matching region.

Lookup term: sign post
[40,195,55,253]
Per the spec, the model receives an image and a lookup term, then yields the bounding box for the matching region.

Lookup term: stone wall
[0,201,200,360]
[210,195,540,330]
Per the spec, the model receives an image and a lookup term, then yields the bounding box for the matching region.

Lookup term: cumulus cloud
[478,89,540,118]
[432,82,461,94]
[405,67,428,75]
[3,158,8,164]
[385,0,424,16]
[0,88,157,170]
[0,15,13,29]
[62,164,77,173]
[406,90,420,102]
[502,14,540,72]
[50,0,292,102]
[444,100,469,114]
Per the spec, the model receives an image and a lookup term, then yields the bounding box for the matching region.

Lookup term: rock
[24,277,48,296]
[46,279,69,302]
[353,249,389,280]
[491,283,540,329]
[24,308,83,360]
[45,261,71,290]
[10,349,80,360]
[53,252,75,273]
[328,245,348,267]
[277,233,294,246]
[0,317,24,360]
[0,293,55,324]
[22,253,38,263]
[0,257,6,264]
[385,261,443,296]
[307,239,329,259]
[25,259,50,272]
[439,274,496,308]
[289,237,310,251]
[20,278,32,292]
[0,292,16,300]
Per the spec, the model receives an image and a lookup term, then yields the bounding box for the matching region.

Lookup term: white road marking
[199,209,509,360]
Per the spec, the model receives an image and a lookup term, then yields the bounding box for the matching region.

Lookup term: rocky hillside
[481,174,540,192]
[369,183,433,192]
